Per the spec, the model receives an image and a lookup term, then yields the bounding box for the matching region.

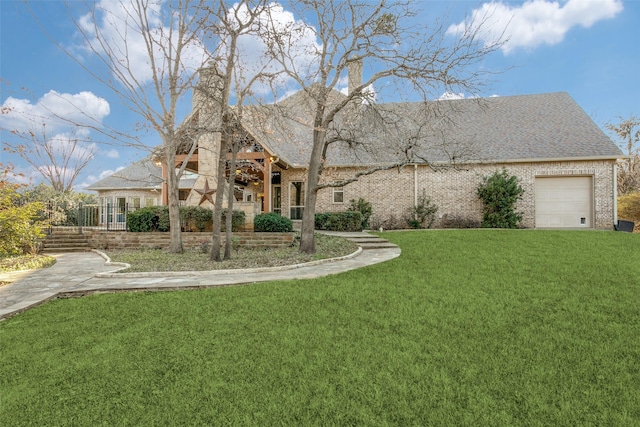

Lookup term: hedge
[127,206,244,232]
[315,211,363,232]
[254,213,293,232]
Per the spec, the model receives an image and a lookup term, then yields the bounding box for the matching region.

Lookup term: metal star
[193,179,215,206]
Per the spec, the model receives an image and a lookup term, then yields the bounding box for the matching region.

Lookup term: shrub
[193,206,213,231]
[127,207,158,232]
[315,211,363,231]
[0,179,46,256]
[370,214,405,231]
[440,214,481,229]
[617,192,640,232]
[348,198,372,229]
[406,190,438,229]
[153,206,171,232]
[180,206,213,232]
[477,168,525,228]
[254,213,293,232]
[222,209,246,232]
[129,206,245,232]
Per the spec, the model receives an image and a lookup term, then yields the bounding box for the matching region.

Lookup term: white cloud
[102,149,120,159]
[0,90,110,132]
[220,2,321,96]
[447,0,623,54]
[77,166,125,190]
[438,92,466,101]
[77,0,208,85]
[99,167,124,180]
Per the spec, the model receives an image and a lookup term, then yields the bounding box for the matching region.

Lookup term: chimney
[347,59,363,95]
[193,63,224,118]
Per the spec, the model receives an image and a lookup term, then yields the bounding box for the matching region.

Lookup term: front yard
[1,230,638,425]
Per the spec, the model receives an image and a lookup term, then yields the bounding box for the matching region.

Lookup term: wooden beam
[175,153,198,165]
[227,151,266,160]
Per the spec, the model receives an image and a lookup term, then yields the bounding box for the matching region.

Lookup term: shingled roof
[86,157,163,191]
[242,91,622,167]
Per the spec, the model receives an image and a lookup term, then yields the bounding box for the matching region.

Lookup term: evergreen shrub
[315,212,363,231]
[477,168,525,228]
[254,213,293,232]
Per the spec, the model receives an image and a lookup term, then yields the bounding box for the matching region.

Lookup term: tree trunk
[299,128,326,254]
[224,141,238,259]
[165,150,183,253]
[210,133,228,261]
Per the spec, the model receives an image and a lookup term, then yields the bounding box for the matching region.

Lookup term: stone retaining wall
[85,231,295,251]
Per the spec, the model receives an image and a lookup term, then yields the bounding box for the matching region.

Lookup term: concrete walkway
[0,232,400,320]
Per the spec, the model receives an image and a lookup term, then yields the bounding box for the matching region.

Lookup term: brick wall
[85,231,294,251]
[279,160,616,229]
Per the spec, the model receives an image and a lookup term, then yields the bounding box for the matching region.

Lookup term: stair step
[42,247,90,253]
[357,242,399,249]
[42,233,92,253]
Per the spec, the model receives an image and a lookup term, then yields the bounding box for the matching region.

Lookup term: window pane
[333,187,344,203]
[289,182,304,219]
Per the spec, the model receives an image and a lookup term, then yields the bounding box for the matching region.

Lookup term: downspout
[613,163,618,225]
[414,164,418,207]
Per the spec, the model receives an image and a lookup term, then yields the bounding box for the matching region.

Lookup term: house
[85,156,195,225]
[88,66,623,230]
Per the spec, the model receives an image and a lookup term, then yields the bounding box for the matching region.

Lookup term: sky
[0,0,638,192]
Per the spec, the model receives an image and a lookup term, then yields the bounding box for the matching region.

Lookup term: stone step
[348,237,389,243]
[44,241,91,248]
[357,242,399,250]
[338,233,398,250]
[42,247,91,253]
[42,234,92,253]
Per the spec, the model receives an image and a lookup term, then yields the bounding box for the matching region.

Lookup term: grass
[106,233,359,272]
[0,254,56,273]
[1,230,639,425]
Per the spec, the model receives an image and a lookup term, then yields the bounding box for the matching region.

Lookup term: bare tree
[1,85,110,192]
[260,0,504,253]
[607,116,640,195]
[203,1,278,262]
[26,0,217,252]
[3,123,95,192]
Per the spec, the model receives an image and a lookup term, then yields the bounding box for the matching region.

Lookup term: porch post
[161,164,169,205]
[264,156,272,213]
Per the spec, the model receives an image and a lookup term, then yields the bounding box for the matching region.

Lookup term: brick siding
[279,160,616,229]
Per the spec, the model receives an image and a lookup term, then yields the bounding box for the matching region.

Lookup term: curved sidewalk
[0,235,400,320]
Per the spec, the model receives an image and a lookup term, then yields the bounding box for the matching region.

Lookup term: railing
[45,201,132,234]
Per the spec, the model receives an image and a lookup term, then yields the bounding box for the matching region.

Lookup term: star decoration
[193,179,215,206]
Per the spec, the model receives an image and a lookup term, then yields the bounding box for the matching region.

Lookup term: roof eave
[289,155,623,169]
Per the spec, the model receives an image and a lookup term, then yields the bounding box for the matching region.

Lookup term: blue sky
[1,0,638,192]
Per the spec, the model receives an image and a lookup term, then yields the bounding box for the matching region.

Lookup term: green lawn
[1,230,639,426]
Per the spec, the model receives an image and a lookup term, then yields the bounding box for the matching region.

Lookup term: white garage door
[535,176,593,228]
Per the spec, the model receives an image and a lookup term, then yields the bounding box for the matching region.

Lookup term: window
[99,197,109,224]
[272,185,282,215]
[145,197,156,207]
[289,181,305,220]
[131,197,141,210]
[116,197,126,223]
[333,187,344,203]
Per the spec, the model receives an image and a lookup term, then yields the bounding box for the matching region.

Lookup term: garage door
[535,176,593,228]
